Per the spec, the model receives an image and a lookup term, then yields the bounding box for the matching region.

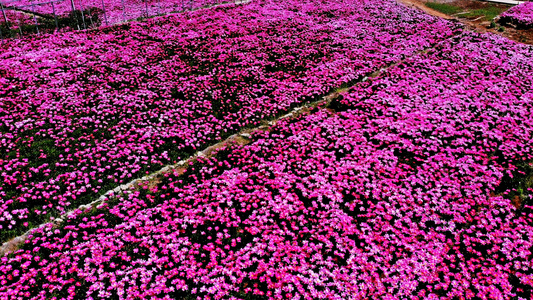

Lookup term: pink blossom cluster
[0,0,457,242]
[1,30,533,299]
[500,1,533,29]
[0,0,235,28]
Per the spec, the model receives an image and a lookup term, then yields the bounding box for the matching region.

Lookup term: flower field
[2,28,533,299]
[0,0,456,243]
[500,1,533,29]
[1,0,533,299]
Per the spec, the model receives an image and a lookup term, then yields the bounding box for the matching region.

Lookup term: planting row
[0,0,458,242]
[500,1,533,29]
[1,31,532,299]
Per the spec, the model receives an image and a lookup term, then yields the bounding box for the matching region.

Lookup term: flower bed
[0,0,458,243]
[1,30,532,299]
[500,1,533,29]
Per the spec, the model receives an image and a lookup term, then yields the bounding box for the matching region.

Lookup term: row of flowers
[0,8,39,32]
[1,29,533,299]
[0,0,457,242]
[500,1,533,29]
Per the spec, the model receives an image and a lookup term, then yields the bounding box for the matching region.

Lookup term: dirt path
[397,0,533,45]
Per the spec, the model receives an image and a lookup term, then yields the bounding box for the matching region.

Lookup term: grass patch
[462,6,507,21]
[424,2,462,15]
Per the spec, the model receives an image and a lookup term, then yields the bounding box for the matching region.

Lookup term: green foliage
[495,160,533,211]
[424,2,462,15]
[462,6,507,21]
